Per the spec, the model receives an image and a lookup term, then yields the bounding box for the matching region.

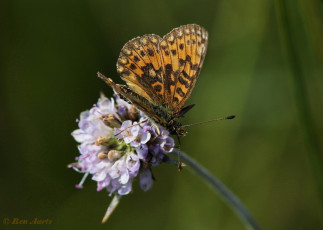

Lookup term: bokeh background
[1,0,322,229]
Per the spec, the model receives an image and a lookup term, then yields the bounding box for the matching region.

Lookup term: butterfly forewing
[160,25,208,115]
[178,25,208,110]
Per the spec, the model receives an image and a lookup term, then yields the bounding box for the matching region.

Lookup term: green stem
[170,150,261,230]
[275,0,323,209]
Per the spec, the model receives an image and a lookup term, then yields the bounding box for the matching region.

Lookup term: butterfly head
[168,120,187,137]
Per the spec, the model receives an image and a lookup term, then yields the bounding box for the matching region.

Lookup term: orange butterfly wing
[158,24,208,116]
[116,34,165,105]
[99,24,208,125]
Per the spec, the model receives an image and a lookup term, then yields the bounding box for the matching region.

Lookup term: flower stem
[171,150,261,230]
[275,0,323,211]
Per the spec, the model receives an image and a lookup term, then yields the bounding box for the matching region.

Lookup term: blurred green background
[1,0,323,229]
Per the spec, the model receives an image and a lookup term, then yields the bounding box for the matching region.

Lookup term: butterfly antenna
[115,119,148,136]
[177,136,182,172]
[182,115,236,128]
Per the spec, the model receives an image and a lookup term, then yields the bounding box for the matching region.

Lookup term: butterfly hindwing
[117,35,165,104]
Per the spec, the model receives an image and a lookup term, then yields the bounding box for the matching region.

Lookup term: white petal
[72,129,94,143]
[118,181,132,195]
[92,171,107,181]
[119,169,129,184]
[140,132,151,144]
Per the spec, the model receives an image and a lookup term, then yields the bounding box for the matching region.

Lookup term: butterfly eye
[177,129,187,136]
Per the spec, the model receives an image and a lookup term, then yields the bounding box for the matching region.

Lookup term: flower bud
[98,152,108,160]
[100,114,121,128]
[95,136,111,146]
[107,150,124,160]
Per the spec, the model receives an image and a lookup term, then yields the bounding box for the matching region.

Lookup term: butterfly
[98,24,208,137]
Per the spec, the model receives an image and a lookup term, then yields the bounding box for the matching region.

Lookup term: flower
[69,94,175,219]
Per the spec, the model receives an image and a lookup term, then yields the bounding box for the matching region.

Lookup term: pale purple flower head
[69,94,175,196]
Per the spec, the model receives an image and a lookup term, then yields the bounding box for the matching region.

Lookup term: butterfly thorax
[145,105,186,136]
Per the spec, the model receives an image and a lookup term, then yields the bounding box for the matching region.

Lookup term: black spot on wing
[176,87,185,97]
[178,76,189,88]
[182,70,190,80]
[133,55,140,62]
[190,64,199,70]
[129,63,137,70]
[165,64,176,84]
[147,48,154,56]
[168,40,175,45]
[179,58,185,66]
[165,64,173,78]
[154,84,162,92]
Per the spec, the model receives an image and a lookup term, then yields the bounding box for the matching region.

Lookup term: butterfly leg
[149,122,161,136]
[177,135,182,172]
[155,125,161,136]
